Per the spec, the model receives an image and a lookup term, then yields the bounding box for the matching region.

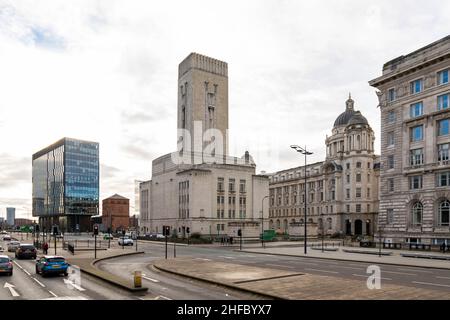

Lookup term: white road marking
[305,268,339,274]
[352,274,392,281]
[48,291,58,297]
[436,276,450,280]
[398,267,432,274]
[381,270,417,276]
[218,256,235,259]
[12,261,23,269]
[266,263,294,269]
[63,279,86,291]
[413,281,450,288]
[23,269,31,276]
[32,278,46,288]
[158,295,172,300]
[143,276,160,283]
[4,282,20,297]
[194,258,211,261]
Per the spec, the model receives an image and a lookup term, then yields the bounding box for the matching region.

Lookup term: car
[0,246,4,252]
[0,231,8,235]
[7,241,21,252]
[103,233,113,240]
[15,244,37,259]
[2,235,11,241]
[35,256,69,277]
[0,255,13,276]
[118,237,133,246]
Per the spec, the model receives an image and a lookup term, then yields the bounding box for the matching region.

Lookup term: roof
[104,194,129,200]
[347,111,369,126]
[334,94,369,128]
[43,255,65,259]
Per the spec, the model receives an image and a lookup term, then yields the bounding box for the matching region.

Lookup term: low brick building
[102,194,130,233]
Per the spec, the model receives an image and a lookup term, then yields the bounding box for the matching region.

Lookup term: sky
[0,0,449,219]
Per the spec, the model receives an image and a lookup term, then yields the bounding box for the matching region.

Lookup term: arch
[354,219,363,235]
[269,220,274,229]
[276,219,281,229]
[283,219,288,232]
[291,218,296,225]
[345,219,351,235]
[357,135,361,150]
[327,217,332,230]
[411,202,423,226]
[438,200,450,226]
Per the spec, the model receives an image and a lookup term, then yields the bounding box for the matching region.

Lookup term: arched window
[357,135,361,149]
[181,106,186,129]
[439,200,450,226]
[412,202,423,226]
[283,219,288,231]
[269,220,274,229]
[327,217,332,230]
[276,219,280,229]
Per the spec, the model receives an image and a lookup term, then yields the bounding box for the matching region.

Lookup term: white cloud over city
[0,0,449,219]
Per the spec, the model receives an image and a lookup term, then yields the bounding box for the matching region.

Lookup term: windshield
[0,258,9,263]
[21,245,35,250]
[47,258,66,263]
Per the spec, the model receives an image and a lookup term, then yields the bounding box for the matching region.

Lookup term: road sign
[237,229,242,237]
[93,225,99,236]
[163,226,170,236]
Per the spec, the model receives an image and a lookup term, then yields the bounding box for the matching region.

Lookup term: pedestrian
[230,237,233,245]
[43,242,48,254]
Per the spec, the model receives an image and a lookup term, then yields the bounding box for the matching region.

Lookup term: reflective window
[412,202,423,226]
[439,201,450,226]
[438,93,449,110]
[410,102,423,118]
[410,79,423,94]
[411,125,423,142]
[438,69,449,85]
[438,119,450,136]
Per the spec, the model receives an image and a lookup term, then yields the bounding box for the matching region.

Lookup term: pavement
[153,256,450,300]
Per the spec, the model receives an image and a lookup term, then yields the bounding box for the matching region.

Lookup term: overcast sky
[0,0,449,219]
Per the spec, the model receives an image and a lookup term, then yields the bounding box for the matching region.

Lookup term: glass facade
[32,138,99,232]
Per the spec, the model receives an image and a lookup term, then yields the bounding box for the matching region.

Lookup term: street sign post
[53,225,58,255]
[93,225,99,259]
[238,229,242,251]
[163,226,170,259]
[187,227,190,245]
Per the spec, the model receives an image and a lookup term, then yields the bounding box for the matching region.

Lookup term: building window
[438,69,449,85]
[410,102,423,118]
[387,155,394,169]
[331,191,335,200]
[346,188,350,199]
[438,144,450,163]
[438,200,450,226]
[387,132,395,146]
[346,174,350,184]
[388,88,396,102]
[356,173,361,182]
[410,79,423,94]
[356,188,361,198]
[437,171,450,187]
[409,148,424,166]
[438,93,449,110]
[356,162,362,168]
[356,204,361,213]
[387,209,394,224]
[239,180,246,193]
[367,188,370,198]
[409,175,423,190]
[411,202,423,226]
[411,125,423,142]
[388,178,394,192]
[346,205,350,213]
[367,204,370,212]
[388,110,396,123]
[229,179,235,192]
[367,174,370,182]
[346,163,350,170]
[438,119,450,136]
[217,178,224,192]
[320,192,324,201]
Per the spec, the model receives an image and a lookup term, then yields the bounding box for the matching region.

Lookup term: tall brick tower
[177,53,229,157]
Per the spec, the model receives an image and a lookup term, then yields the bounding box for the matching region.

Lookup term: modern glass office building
[32,138,99,232]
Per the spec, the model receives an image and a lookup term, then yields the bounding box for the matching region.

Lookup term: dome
[347,111,368,126]
[333,94,356,128]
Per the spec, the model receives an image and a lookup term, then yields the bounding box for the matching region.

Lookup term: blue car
[35,256,69,277]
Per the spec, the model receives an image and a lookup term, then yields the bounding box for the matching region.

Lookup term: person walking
[43,242,48,255]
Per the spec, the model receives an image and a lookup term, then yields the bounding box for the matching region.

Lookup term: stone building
[268,95,380,237]
[139,53,269,238]
[369,35,450,245]
[102,194,130,233]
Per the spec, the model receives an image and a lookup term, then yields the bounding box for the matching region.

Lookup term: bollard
[134,270,142,288]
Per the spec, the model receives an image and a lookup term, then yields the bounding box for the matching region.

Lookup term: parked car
[0,231,8,235]
[7,241,21,252]
[35,256,69,277]
[118,237,133,246]
[15,244,37,259]
[103,233,113,240]
[0,245,4,252]
[0,255,13,276]
[2,235,11,241]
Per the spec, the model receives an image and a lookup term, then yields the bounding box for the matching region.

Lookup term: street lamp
[261,195,269,248]
[291,145,313,255]
[321,213,325,253]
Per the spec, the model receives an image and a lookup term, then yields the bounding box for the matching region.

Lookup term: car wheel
[63,272,68,276]
[9,271,13,276]
[35,266,39,274]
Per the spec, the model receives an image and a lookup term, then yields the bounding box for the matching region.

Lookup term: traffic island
[152,257,450,300]
[67,251,148,293]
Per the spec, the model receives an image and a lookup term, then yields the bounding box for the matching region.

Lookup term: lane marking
[413,281,450,288]
[218,256,235,259]
[3,282,20,297]
[63,279,86,291]
[12,261,23,269]
[23,269,31,276]
[265,263,294,269]
[436,276,450,280]
[142,276,160,283]
[48,291,58,297]
[381,270,417,276]
[352,274,392,281]
[194,258,211,261]
[32,278,46,288]
[158,295,172,300]
[304,268,339,274]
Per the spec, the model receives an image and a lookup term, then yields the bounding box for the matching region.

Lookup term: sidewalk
[153,257,450,300]
[238,245,450,269]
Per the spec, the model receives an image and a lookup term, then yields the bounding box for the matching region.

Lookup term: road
[99,240,450,296]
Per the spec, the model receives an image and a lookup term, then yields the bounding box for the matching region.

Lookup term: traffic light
[52,225,58,236]
[163,226,170,236]
[186,227,190,234]
[122,229,126,236]
[238,229,242,237]
[35,224,40,233]
[93,225,99,236]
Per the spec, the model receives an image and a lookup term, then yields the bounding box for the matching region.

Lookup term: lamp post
[261,195,269,248]
[291,145,313,255]
[321,213,324,253]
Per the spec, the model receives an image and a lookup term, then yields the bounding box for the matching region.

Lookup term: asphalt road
[100,240,450,295]
[0,239,137,300]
